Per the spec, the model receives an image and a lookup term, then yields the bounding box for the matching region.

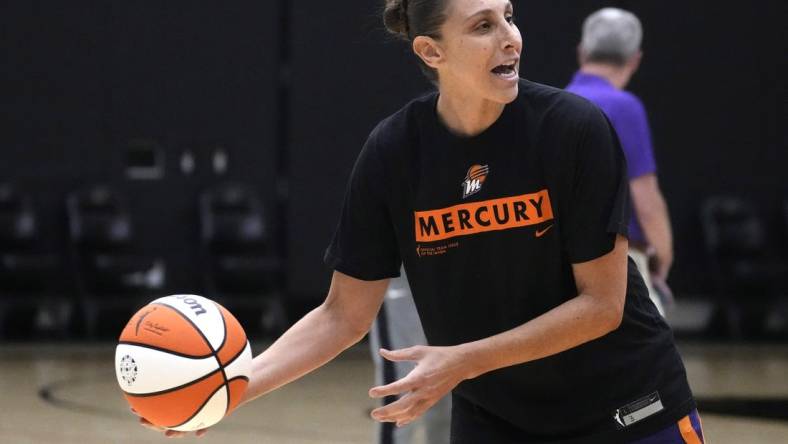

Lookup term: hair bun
[383,0,409,40]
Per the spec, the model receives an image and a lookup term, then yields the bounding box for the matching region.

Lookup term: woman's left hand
[368,345,472,427]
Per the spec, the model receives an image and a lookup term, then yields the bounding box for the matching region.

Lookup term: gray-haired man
[566,7,675,315]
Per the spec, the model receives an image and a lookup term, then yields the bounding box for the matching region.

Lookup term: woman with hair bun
[137,0,701,442]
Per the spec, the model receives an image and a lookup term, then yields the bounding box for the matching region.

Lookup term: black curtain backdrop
[286,0,432,297]
[2,1,784,305]
[103,2,280,292]
[287,0,786,299]
[2,1,280,296]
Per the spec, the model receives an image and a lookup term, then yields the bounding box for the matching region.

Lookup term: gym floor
[1,340,787,444]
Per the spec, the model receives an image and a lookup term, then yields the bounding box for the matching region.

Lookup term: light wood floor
[0,342,786,444]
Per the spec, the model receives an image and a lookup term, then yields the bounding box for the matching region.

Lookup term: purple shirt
[566,71,657,245]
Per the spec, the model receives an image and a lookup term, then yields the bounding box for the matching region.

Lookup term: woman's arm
[460,234,627,377]
[241,271,390,403]
[369,235,628,426]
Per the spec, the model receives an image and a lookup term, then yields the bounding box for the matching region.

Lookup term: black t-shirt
[325,79,694,443]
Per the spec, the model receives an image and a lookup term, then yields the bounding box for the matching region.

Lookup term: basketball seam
[123,368,221,398]
[222,341,251,371]
[226,375,250,383]
[152,301,230,415]
[138,300,245,421]
[167,380,228,429]
[151,302,221,358]
[117,341,214,360]
[150,302,215,351]
[216,341,251,413]
[214,302,229,354]
[223,376,250,416]
[215,301,231,416]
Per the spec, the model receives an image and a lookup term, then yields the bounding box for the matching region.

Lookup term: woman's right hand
[131,407,209,439]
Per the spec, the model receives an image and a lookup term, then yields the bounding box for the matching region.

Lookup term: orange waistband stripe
[414,190,554,242]
[678,415,703,444]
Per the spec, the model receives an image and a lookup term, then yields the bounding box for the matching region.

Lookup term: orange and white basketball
[115,295,252,431]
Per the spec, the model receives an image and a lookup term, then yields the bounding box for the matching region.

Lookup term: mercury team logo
[461,164,489,199]
[414,190,554,243]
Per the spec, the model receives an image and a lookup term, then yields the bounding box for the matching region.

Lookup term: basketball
[115,295,252,431]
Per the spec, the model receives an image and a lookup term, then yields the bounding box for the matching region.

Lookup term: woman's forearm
[461,292,622,380]
[460,237,628,379]
[239,303,368,405]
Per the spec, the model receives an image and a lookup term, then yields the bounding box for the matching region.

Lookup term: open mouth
[491,62,517,77]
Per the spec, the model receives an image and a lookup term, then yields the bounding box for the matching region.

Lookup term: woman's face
[435,0,522,103]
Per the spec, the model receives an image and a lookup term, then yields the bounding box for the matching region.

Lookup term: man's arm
[240,271,389,404]
[369,236,628,426]
[630,173,673,280]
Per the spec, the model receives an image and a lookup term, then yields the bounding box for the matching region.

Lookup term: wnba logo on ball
[461,164,489,199]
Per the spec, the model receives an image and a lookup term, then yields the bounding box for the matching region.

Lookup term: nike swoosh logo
[535,225,553,238]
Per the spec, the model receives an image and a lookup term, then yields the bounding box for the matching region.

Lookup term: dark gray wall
[286,0,787,298]
[3,1,785,305]
[2,1,280,294]
[286,0,432,297]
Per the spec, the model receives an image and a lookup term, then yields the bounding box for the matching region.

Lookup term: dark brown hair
[383,0,449,83]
